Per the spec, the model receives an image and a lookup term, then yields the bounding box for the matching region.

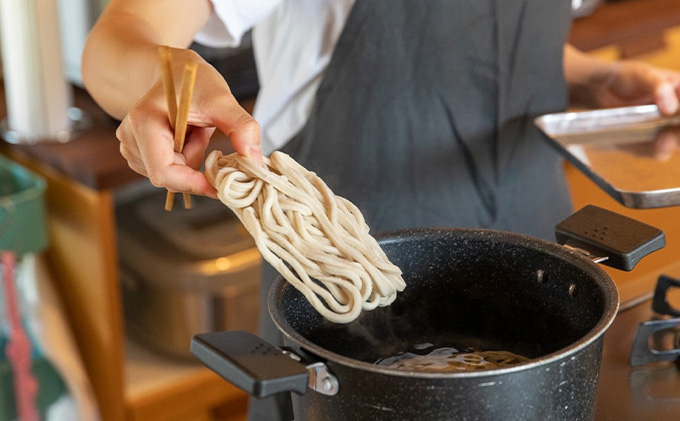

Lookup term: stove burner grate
[630,275,680,367]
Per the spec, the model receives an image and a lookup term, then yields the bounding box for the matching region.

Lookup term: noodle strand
[204,151,405,323]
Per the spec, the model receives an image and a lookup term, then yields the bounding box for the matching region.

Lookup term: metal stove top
[596,278,680,420]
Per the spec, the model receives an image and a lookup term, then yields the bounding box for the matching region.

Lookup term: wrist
[564,45,619,108]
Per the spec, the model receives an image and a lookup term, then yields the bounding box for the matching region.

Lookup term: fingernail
[250,144,264,164]
[659,84,679,114]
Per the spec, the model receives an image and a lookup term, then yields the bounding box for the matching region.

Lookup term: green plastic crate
[0,154,47,255]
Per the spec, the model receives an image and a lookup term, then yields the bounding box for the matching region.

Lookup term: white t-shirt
[195,0,355,154]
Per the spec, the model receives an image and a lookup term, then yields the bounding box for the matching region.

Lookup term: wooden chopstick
[159,46,177,130]
[159,46,196,211]
[172,62,198,209]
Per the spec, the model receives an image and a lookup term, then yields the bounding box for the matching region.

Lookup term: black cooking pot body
[269,228,618,421]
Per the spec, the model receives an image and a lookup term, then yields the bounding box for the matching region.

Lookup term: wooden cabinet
[0,87,249,421]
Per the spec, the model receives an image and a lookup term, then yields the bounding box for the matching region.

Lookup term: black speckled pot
[269,228,619,421]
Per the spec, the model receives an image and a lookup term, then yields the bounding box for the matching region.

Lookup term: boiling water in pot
[375,343,529,372]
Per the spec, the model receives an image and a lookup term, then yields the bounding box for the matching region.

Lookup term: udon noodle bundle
[204,151,406,323]
[376,347,530,372]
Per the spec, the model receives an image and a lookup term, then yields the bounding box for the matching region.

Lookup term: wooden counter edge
[125,368,248,421]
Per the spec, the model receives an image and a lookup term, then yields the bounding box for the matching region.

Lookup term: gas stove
[596,276,680,420]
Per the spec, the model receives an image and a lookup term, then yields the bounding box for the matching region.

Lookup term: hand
[590,60,680,115]
[116,48,262,197]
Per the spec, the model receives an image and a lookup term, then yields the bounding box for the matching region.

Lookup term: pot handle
[555,205,665,271]
[191,331,339,398]
[652,275,680,318]
[629,318,680,366]
[191,331,309,397]
[629,275,680,367]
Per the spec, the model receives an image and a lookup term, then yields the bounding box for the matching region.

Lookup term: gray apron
[249,1,573,419]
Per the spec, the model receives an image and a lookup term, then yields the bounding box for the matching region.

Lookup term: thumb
[209,95,263,164]
[655,81,680,115]
[632,64,680,114]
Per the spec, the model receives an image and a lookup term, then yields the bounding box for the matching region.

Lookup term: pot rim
[269,227,620,379]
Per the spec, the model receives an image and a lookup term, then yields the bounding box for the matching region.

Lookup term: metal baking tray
[535,105,680,208]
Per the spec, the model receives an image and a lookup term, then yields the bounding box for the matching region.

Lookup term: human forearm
[563,44,615,109]
[82,0,262,196]
[82,0,211,120]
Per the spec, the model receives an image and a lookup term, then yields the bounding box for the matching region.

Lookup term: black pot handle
[652,275,680,318]
[191,331,310,398]
[629,275,680,367]
[555,205,665,271]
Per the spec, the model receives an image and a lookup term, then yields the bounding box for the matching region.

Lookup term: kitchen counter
[596,293,680,420]
[570,0,680,57]
[0,85,248,191]
[0,85,140,190]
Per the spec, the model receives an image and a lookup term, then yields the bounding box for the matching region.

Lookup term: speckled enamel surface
[269,228,618,421]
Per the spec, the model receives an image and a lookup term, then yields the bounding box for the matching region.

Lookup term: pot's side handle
[191,331,309,397]
[555,205,665,271]
[652,275,680,317]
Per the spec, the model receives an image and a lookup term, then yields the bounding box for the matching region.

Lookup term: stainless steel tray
[535,105,680,208]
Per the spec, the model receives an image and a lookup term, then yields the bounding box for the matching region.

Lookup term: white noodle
[204,151,405,323]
